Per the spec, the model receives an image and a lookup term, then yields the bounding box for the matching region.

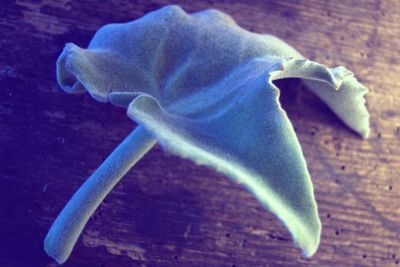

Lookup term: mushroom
[45,5,370,264]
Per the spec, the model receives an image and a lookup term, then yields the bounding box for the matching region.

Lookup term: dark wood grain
[1,1,399,266]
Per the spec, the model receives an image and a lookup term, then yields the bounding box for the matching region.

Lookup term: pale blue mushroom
[45,5,370,264]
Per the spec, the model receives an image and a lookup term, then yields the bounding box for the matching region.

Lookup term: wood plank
[0,1,399,266]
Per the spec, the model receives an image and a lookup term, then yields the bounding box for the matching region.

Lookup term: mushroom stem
[44,125,156,264]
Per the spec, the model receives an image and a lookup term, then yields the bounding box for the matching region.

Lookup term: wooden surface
[1,1,399,266]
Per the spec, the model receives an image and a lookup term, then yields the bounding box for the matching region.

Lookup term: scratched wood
[0,1,399,266]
